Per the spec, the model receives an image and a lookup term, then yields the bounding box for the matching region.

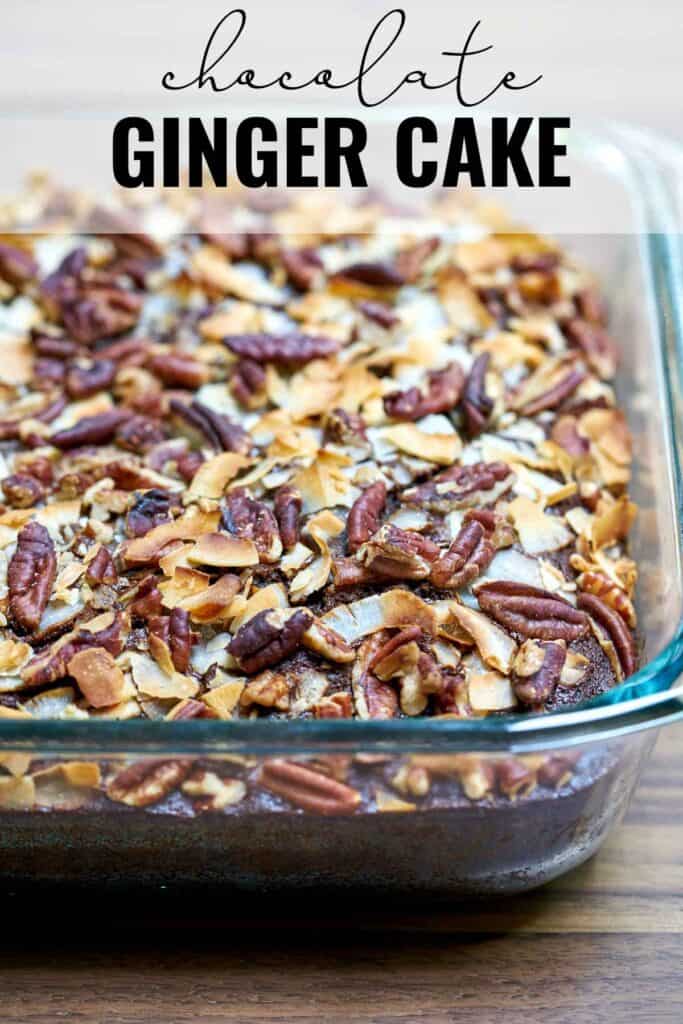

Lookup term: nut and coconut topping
[0,183,639,812]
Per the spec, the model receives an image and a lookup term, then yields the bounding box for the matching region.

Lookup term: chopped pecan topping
[224,332,340,366]
[22,613,126,687]
[107,759,192,808]
[367,626,423,671]
[403,461,512,513]
[0,393,67,441]
[281,247,323,291]
[551,414,590,457]
[240,671,291,711]
[564,318,618,380]
[462,353,493,437]
[357,300,399,328]
[170,398,251,454]
[347,481,386,553]
[231,358,266,408]
[51,409,131,450]
[229,609,312,674]
[258,759,361,814]
[393,237,439,282]
[512,639,567,705]
[148,607,194,673]
[65,359,116,399]
[384,362,465,421]
[476,582,589,641]
[8,522,57,633]
[146,352,209,390]
[274,485,301,549]
[313,693,353,718]
[323,407,368,446]
[225,487,283,562]
[359,525,439,581]
[577,592,637,677]
[42,249,142,344]
[1,473,44,508]
[86,546,118,586]
[496,758,536,798]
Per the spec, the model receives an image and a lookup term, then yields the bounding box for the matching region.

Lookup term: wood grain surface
[2,723,682,1024]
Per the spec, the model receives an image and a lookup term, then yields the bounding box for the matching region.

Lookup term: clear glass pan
[0,120,682,893]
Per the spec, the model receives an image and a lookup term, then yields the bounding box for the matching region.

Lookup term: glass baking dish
[0,119,682,894]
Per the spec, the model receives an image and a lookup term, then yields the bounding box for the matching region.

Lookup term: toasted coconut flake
[290,510,344,603]
[562,650,590,687]
[188,452,251,500]
[191,245,284,304]
[0,775,35,809]
[123,508,221,564]
[321,589,437,644]
[188,532,259,569]
[67,647,125,708]
[591,495,637,549]
[202,676,247,718]
[437,269,493,331]
[467,667,518,711]
[482,548,543,589]
[375,789,417,812]
[179,573,242,623]
[0,638,32,675]
[159,567,212,608]
[129,651,198,700]
[508,496,573,555]
[447,602,517,674]
[291,453,354,513]
[382,423,461,465]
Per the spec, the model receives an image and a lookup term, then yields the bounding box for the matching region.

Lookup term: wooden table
[2,724,682,1024]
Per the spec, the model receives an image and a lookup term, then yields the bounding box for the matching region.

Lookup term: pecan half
[357,300,399,328]
[274,485,301,549]
[331,261,405,288]
[147,352,209,390]
[359,525,439,581]
[512,639,567,705]
[1,473,44,508]
[106,759,192,808]
[430,515,495,589]
[61,282,142,345]
[229,608,312,674]
[0,241,37,286]
[383,362,464,421]
[224,332,340,366]
[258,759,361,815]
[115,415,166,454]
[519,366,586,417]
[169,399,251,455]
[231,358,266,408]
[577,571,636,628]
[313,693,353,719]
[462,353,493,437]
[0,393,67,442]
[8,522,57,633]
[65,359,116,399]
[347,480,386,553]
[403,461,513,513]
[564,318,618,380]
[577,592,637,677]
[224,488,282,562]
[475,581,589,641]
[51,409,131,450]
